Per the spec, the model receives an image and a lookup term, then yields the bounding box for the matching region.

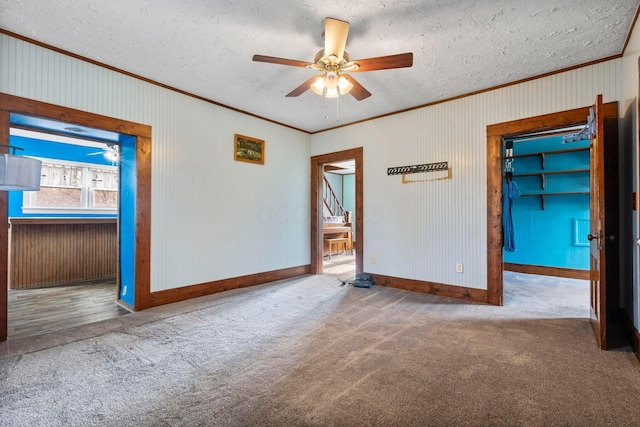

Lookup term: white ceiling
[1,0,638,133]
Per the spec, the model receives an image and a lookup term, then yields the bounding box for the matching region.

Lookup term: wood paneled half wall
[9,218,117,289]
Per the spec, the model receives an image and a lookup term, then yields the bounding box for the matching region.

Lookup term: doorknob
[587,232,615,245]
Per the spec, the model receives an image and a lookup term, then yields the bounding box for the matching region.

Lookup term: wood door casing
[311,148,363,276]
[486,99,618,312]
[0,93,152,341]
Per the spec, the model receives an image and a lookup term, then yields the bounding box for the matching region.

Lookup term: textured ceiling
[1,0,638,133]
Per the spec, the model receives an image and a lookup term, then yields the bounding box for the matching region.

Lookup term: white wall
[621,17,640,328]
[0,34,312,292]
[2,29,634,308]
[311,61,622,291]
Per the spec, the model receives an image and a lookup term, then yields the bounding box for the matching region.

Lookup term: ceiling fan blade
[324,17,349,60]
[343,75,371,101]
[252,55,309,68]
[286,76,318,97]
[351,53,413,72]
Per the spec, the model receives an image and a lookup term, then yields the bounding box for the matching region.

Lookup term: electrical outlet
[370,254,377,264]
[456,263,463,273]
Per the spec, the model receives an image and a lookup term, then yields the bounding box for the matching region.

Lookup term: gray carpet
[2,272,640,426]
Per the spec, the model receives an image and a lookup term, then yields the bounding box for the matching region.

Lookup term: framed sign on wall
[234,134,265,165]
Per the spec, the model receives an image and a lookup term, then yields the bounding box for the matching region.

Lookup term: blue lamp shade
[0,154,42,191]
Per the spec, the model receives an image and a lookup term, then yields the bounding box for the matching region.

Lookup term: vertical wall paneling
[9,219,117,288]
[311,60,622,292]
[620,18,640,330]
[0,33,311,294]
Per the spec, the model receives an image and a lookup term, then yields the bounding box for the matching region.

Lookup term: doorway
[322,159,356,280]
[486,100,620,349]
[311,148,363,276]
[502,126,591,279]
[500,125,593,319]
[6,126,124,339]
[486,102,617,304]
[0,93,152,341]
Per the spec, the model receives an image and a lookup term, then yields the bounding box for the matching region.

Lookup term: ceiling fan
[252,17,413,101]
[87,143,119,163]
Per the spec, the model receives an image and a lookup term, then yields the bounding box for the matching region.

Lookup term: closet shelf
[519,192,589,210]
[504,168,590,190]
[511,147,589,159]
[510,147,589,170]
[506,146,590,210]
[520,192,589,196]
[510,168,589,178]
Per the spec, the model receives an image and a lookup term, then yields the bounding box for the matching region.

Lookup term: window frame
[22,157,119,215]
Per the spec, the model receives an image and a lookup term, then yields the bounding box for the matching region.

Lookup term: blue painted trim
[573,218,590,247]
[118,135,136,306]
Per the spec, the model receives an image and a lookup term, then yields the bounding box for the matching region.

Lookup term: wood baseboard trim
[623,311,640,363]
[149,265,311,307]
[504,263,589,280]
[368,273,487,304]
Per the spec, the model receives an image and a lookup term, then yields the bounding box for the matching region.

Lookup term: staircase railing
[323,175,346,219]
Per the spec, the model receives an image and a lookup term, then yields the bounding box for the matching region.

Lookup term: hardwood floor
[323,251,355,279]
[7,278,130,340]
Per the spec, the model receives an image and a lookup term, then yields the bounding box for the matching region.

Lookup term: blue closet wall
[503,135,590,270]
[8,134,117,218]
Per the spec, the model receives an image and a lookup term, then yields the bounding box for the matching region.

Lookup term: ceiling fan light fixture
[0,145,42,191]
[325,87,339,98]
[338,75,353,95]
[324,71,339,90]
[310,76,325,95]
[104,145,119,162]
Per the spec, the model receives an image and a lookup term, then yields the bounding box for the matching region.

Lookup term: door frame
[311,148,363,275]
[0,93,152,341]
[486,101,618,306]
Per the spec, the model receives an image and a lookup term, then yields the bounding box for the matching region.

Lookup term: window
[23,159,118,214]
